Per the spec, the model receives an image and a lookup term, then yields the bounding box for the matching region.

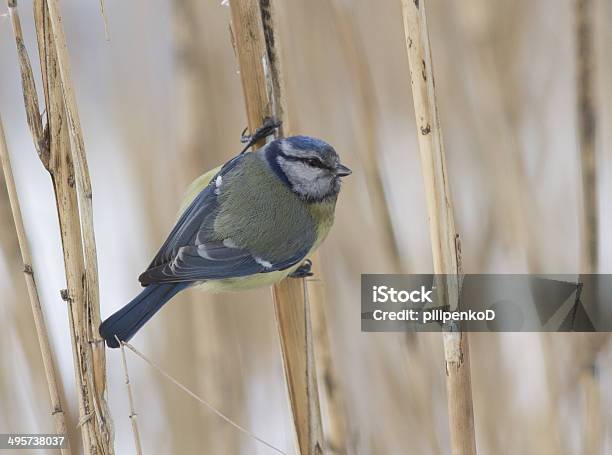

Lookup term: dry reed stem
[43,0,108,398]
[118,339,143,455]
[580,364,601,455]
[229,1,324,453]
[8,0,114,452]
[452,7,562,450]
[6,1,46,160]
[308,261,352,455]
[0,115,71,455]
[576,0,597,274]
[400,1,476,454]
[97,0,110,41]
[39,1,114,451]
[575,1,603,453]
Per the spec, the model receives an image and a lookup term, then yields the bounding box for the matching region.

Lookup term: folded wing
[139,154,312,286]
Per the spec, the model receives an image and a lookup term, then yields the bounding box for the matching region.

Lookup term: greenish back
[214,153,317,262]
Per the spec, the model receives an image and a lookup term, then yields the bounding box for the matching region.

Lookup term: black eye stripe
[305,158,324,167]
[306,158,333,170]
[279,152,332,170]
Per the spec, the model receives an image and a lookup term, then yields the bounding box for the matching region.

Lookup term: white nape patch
[280,140,300,157]
[254,256,273,269]
[223,238,237,248]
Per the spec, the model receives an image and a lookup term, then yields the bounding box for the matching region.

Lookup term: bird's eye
[305,158,322,167]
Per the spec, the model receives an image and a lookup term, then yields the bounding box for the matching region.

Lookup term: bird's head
[264,136,351,202]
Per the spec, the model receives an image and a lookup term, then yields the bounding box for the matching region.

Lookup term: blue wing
[139,241,307,284]
[138,153,311,286]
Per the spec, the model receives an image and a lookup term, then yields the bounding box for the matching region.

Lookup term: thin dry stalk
[329,0,404,273]
[97,0,110,41]
[6,1,45,157]
[580,363,601,455]
[308,262,352,455]
[575,2,602,453]
[229,1,324,453]
[122,341,287,455]
[118,339,143,455]
[452,6,562,450]
[400,1,477,454]
[576,0,597,274]
[0,116,71,455]
[8,0,114,452]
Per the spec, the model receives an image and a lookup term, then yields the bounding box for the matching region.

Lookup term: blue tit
[100,135,351,348]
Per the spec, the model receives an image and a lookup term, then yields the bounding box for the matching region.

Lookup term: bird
[99,129,351,348]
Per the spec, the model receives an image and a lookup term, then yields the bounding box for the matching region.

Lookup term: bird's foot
[240,117,282,153]
[289,259,313,278]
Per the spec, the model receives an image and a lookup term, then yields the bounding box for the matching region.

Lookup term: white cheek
[296,163,322,181]
[277,156,333,198]
[288,160,322,181]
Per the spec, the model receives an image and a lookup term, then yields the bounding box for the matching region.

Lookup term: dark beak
[335,163,352,177]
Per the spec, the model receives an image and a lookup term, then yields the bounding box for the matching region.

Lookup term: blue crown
[285,135,331,151]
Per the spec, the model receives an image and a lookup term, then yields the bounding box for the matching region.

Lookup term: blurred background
[1,0,611,453]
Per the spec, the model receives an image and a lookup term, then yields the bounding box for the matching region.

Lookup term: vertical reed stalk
[576,0,597,275]
[229,1,324,453]
[8,0,114,452]
[400,1,477,454]
[329,0,404,273]
[0,116,71,455]
[576,1,602,454]
[308,261,351,455]
[43,0,108,402]
[580,362,601,455]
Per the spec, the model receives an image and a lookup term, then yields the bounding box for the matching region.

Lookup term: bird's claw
[289,259,313,278]
[240,117,282,153]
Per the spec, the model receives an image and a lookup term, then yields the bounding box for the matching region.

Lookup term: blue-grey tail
[99,283,188,348]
